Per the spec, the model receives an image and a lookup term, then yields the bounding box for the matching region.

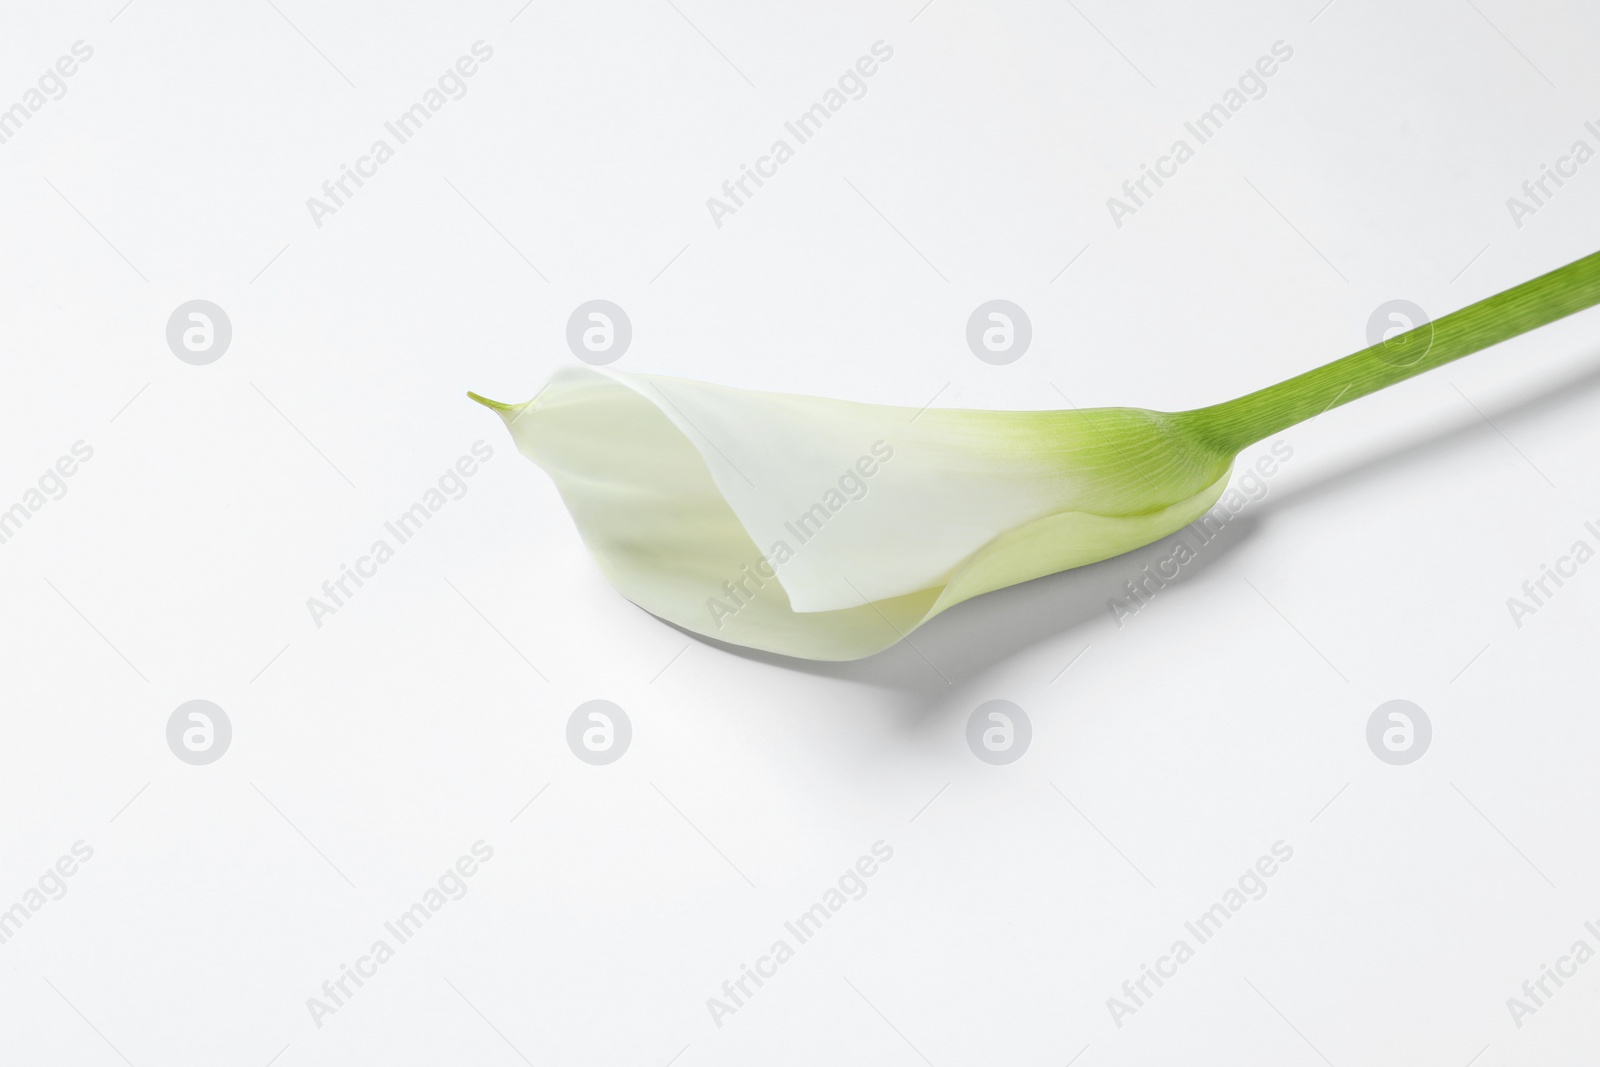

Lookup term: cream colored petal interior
[608,370,1098,612]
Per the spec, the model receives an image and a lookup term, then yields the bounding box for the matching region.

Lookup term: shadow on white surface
[673,352,1600,697]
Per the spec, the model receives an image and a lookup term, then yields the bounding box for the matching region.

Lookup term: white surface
[3,1,1600,1064]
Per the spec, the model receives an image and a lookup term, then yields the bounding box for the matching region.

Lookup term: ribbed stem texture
[1184,249,1600,452]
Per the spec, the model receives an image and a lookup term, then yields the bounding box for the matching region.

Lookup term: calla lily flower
[474,250,1600,661]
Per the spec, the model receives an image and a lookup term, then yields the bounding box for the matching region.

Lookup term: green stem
[1185,248,1600,452]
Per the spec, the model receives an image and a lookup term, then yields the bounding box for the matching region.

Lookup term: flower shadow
[673,351,1600,712]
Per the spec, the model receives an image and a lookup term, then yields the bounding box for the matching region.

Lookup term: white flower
[472,368,1236,660]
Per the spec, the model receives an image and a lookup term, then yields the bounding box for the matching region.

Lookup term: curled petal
[475,368,1233,660]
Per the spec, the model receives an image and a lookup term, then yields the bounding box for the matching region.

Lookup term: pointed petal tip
[467,390,517,413]
[468,391,536,430]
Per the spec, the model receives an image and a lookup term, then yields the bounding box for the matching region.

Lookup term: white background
[3,0,1600,1064]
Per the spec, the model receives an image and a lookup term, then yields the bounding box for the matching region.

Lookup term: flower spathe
[474,250,1600,660]
[472,367,1238,660]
